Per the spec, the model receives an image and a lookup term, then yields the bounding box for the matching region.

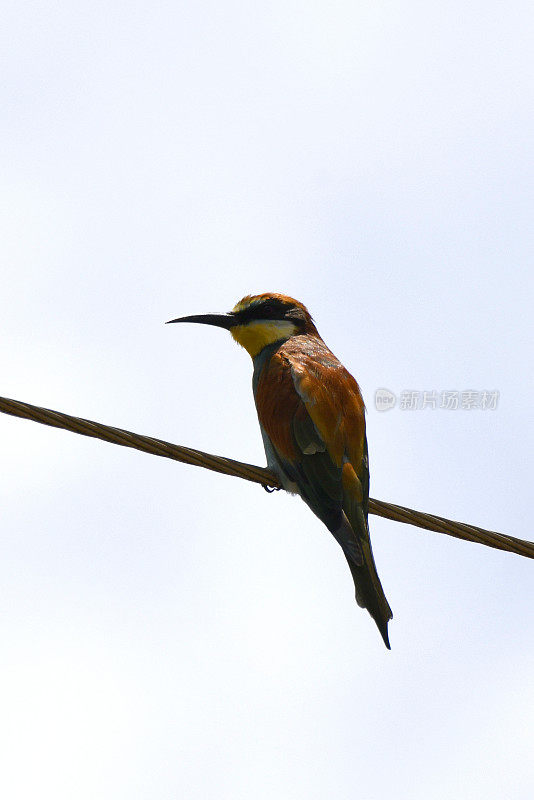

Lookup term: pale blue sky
[1,2,533,798]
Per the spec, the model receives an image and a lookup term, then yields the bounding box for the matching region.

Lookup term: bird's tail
[334,465,393,649]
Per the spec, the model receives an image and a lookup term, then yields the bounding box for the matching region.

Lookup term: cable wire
[1,395,532,559]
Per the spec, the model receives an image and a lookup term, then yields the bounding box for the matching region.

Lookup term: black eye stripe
[239,300,288,322]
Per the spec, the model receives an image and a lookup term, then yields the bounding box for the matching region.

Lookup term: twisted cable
[1,395,532,559]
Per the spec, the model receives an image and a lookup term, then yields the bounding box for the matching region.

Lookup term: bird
[167,293,393,648]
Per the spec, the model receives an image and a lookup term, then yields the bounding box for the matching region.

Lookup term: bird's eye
[257,300,282,319]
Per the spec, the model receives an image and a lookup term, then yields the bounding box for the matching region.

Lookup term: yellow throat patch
[230,320,297,357]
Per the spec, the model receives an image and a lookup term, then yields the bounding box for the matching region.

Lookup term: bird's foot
[262,484,281,493]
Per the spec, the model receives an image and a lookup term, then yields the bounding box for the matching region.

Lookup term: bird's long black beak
[166,312,237,330]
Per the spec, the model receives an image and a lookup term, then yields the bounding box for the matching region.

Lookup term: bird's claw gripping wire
[262,484,281,493]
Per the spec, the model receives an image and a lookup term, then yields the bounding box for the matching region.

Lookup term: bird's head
[167,293,319,357]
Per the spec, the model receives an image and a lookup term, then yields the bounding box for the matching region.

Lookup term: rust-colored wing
[255,335,392,648]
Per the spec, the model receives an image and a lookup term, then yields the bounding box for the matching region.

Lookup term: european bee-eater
[168,293,393,648]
